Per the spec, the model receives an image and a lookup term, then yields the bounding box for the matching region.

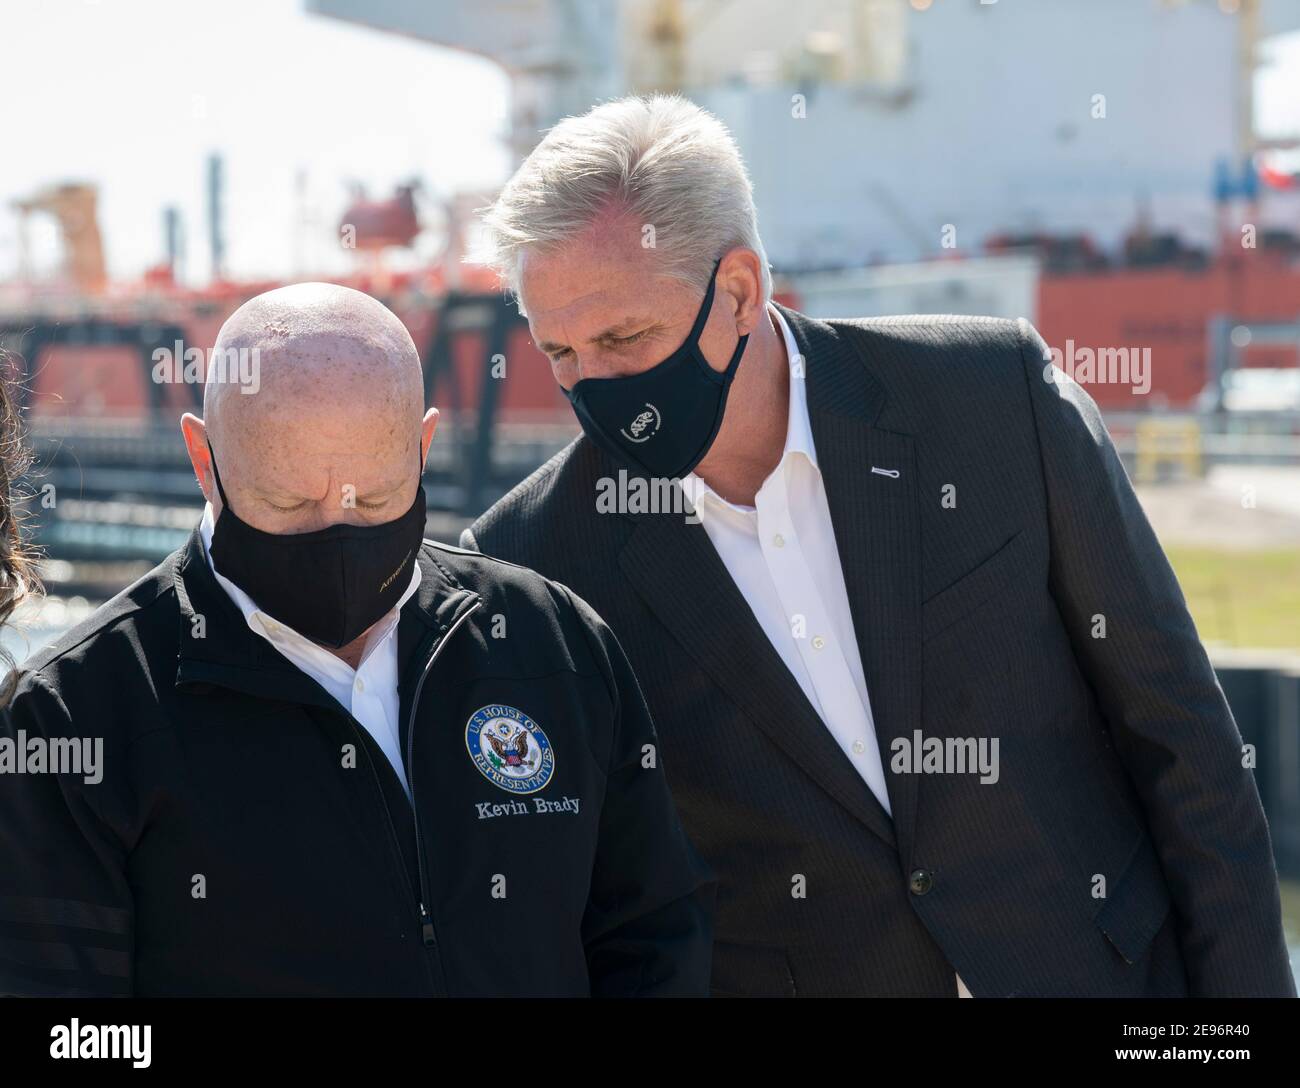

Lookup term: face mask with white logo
[561,258,749,479]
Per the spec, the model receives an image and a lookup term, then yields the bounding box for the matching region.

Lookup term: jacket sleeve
[1016,318,1295,997]
[557,584,716,996]
[0,671,133,996]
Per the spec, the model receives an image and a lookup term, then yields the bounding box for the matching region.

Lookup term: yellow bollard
[1135,417,1202,483]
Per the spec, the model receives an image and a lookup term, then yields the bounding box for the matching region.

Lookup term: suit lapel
[788,304,924,866]
[619,508,897,848]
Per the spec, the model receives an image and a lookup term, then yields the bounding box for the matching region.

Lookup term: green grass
[1164,547,1300,653]
[1280,880,1300,982]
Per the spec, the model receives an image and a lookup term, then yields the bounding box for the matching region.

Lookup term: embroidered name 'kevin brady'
[476,796,582,820]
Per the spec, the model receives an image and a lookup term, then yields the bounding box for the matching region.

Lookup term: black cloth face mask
[561,258,749,479]
[206,439,427,649]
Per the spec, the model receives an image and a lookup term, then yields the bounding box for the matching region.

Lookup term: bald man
[0,283,713,997]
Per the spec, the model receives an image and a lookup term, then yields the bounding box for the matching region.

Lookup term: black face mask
[206,439,427,649]
[562,258,749,479]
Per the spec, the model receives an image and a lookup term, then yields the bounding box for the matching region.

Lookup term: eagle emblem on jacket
[487,725,535,770]
[466,705,556,794]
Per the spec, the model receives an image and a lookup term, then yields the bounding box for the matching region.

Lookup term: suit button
[909,869,933,895]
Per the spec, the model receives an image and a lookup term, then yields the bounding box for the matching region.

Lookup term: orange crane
[12,182,107,293]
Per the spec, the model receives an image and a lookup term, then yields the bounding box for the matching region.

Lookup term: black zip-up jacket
[0,530,714,996]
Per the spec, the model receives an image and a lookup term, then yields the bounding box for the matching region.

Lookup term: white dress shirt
[680,303,973,999]
[680,303,891,812]
[199,501,422,802]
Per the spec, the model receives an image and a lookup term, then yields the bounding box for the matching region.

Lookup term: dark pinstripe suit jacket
[463,305,1295,997]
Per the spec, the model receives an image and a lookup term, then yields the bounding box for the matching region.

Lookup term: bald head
[205,282,422,441]
[182,282,437,536]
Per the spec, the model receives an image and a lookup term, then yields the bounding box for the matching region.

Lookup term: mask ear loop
[684,257,723,345]
[722,330,749,381]
[690,257,749,383]
[205,437,232,510]
[706,256,749,383]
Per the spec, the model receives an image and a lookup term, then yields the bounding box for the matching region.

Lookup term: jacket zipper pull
[419,902,436,947]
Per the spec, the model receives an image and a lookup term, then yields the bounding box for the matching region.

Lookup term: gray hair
[474,94,771,312]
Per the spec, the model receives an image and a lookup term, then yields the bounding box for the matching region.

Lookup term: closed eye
[264,498,390,512]
[545,328,652,362]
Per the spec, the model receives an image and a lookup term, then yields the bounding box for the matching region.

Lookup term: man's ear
[420,407,440,469]
[180,413,216,506]
[719,247,765,336]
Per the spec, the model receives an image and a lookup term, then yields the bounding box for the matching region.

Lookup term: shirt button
[812,635,826,650]
[772,533,785,548]
[354,677,365,693]
[852,740,865,754]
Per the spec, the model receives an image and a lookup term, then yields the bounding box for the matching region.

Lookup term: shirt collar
[777,304,818,469]
[198,500,423,654]
[681,301,818,514]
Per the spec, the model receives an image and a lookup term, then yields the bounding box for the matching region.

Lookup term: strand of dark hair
[0,348,43,707]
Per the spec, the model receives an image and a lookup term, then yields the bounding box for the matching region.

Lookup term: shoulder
[816,312,1049,429]
[421,538,618,684]
[482,435,584,515]
[424,537,558,599]
[8,549,183,720]
[17,551,181,679]
[464,434,606,555]
[827,312,1034,373]
[422,538,607,636]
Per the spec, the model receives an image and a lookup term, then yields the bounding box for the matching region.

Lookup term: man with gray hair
[0,282,713,997]
[464,94,1294,997]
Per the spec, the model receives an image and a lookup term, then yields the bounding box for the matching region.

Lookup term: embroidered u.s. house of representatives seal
[465,704,556,794]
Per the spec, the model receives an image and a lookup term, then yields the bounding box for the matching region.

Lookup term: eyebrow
[536,315,650,356]
[258,478,406,504]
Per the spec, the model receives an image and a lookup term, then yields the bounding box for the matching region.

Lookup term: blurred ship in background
[4,0,1298,963]
[2,0,1299,598]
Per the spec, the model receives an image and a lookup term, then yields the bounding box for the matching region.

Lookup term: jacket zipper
[405,596,482,964]
[341,712,438,991]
